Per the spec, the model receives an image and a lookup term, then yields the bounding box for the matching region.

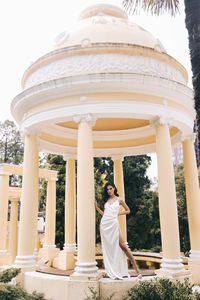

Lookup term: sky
[0,0,192,179]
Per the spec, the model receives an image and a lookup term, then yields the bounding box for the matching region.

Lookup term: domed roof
[53,3,166,53]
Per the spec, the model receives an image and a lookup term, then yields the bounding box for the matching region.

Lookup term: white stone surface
[25,54,185,89]
[24,271,157,300]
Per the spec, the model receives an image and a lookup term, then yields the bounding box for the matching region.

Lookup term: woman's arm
[118,199,130,215]
[94,200,104,216]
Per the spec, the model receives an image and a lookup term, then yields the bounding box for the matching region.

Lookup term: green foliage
[174,164,190,254]
[40,156,112,248]
[0,120,24,165]
[0,119,24,186]
[123,156,161,251]
[40,154,66,249]
[0,268,21,283]
[93,155,161,251]
[41,154,162,252]
[0,283,48,300]
[0,268,48,300]
[122,278,199,300]
[123,0,179,16]
[84,286,114,300]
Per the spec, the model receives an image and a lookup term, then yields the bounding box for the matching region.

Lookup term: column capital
[150,116,172,127]
[19,127,41,138]
[9,197,19,202]
[111,155,124,162]
[43,244,56,249]
[46,177,58,182]
[0,171,11,176]
[73,113,96,126]
[181,133,196,142]
[63,154,77,161]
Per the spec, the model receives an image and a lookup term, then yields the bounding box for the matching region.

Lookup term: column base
[43,244,57,249]
[33,248,38,259]
[0,250,12,266]
[188,250,200,284]
[14,255,36,269]
[63,243,77,252]
[53,250,76,270]
[38,247,60,267]
[155,258,192,282]
[71,261,99,279]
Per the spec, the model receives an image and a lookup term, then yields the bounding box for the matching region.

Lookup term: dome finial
[78,3,128,20]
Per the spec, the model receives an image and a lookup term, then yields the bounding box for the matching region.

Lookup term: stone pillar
[64,158,76,252]
[112,156,127,241]
[0,171,12,265]
[8,198,19,264]
[39,178,59,262]
[154,118,190,279]
[14,134,39,269]
[54,157,76,270]
[72,114,98,277]
[182,134,200,283]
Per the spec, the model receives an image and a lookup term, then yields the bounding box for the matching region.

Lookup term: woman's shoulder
[118,198,124,204]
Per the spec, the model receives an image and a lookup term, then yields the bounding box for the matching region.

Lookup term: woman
[95,182,142,280]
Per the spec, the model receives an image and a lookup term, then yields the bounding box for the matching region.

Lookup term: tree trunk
[184,0,200,161]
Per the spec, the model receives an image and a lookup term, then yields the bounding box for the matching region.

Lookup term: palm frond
[123,0,180,16]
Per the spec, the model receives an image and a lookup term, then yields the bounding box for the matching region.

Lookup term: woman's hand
[94,199,104,216]
[118,199,130,215]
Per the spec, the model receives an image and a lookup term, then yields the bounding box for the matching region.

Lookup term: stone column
[64,158,76,252]
[72,114,98,277]
[0,171,12,265]
[8,198,19,264]
[182,134,200,283]
[39,178,59,262]
[154,117,190,279]
[112,156,127,241]
[54,157,76,270]
[14,134,39,269]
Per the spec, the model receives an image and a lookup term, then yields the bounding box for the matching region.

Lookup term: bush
[122,278,200,300]
[0,268,49,300]
[0,268,21,283]
[84,286,114,300]
[0,283,48,300]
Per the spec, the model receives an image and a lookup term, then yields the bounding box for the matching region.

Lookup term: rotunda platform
[24,268,156,300]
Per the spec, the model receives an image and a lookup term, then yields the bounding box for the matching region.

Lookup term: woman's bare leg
[119,229,141,276]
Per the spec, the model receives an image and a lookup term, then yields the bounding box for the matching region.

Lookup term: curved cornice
[19,100,193,141]
[11,72,194,124]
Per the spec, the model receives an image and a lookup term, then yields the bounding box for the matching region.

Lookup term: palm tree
[123,0,200,158]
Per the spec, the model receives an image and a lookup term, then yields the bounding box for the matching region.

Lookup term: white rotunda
[7,2,200,298]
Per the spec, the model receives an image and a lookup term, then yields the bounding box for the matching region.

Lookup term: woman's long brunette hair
[103,182,119,202]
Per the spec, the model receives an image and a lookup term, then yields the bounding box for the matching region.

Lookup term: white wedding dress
[100,198,130,279]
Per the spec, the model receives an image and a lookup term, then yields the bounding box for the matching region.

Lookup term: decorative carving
[181,133,196,142]
[19,127,41,138]
[111,155,124,161]
[92,16,108,24]
[25,54,185,89]
[150,116,173,127]
[73,113,96,126]
[63,154,77,161]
